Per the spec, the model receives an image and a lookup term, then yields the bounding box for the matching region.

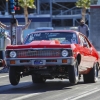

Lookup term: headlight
[9,51,16,58]
[62,50,68,57]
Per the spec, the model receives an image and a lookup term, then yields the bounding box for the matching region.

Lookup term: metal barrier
[0,26,11,68]
[0,26,6,50]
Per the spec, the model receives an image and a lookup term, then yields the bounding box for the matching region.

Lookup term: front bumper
[6,57,75,67]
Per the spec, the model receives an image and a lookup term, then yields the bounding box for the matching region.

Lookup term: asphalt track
[0,72,100,100]
[0,51,100,100]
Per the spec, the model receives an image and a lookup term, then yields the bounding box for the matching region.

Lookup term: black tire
[83,63,98,83]
[68,60,79,84]
[9,67,20,86]
[32,75,46,83]
[0,59,3,67]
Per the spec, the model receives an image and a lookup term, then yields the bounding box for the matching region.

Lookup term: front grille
[17,50,61,57]
[6,49,73,58]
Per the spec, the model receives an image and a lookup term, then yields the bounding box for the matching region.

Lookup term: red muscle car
[6,30,100,86]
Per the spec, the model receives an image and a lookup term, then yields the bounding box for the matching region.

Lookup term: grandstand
[0,0,89,28]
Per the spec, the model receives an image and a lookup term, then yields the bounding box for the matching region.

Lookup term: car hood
[6,40,72,49]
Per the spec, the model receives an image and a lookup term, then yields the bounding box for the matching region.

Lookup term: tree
[18,0,36,24]
[76,0,90,22]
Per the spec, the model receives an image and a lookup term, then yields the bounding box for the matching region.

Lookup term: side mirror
[83,43,87,47]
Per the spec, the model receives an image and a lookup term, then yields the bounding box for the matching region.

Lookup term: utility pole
[9,0,16,45]
[9,0,19,45]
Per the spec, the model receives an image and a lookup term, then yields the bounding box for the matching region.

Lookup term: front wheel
[68,60,79,84]
[9,67,20,86]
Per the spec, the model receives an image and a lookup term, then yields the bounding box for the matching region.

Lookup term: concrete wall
[90,5,100,50]
[18,22,51,29]
[31,22,51,28]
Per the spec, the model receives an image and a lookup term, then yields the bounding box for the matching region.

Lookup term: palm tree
[76,0,90,22]
[18,0,36,24]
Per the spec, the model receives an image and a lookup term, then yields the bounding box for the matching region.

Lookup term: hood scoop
[29,40,60,45]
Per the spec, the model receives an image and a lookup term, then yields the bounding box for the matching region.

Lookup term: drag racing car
[6,30,100,85]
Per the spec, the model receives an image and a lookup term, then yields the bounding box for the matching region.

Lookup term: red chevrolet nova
[6,30,100,86]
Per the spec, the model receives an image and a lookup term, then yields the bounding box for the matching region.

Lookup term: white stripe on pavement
[0,75,9,78]
[11,93,41,100]
[64,88,100,100]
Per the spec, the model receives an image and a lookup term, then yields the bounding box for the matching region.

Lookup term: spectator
[0,18,31,45]
[0,18,31,73]
[78,19,89,38]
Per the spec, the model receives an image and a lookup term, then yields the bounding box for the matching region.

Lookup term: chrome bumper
[6,57,75,66]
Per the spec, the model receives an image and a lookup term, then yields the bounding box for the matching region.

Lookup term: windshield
[24,32,78,44]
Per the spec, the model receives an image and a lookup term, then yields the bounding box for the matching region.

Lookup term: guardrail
[40,7,81,15]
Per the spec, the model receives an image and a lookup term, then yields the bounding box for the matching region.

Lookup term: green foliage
[17,0,36,24]
[18,0,36,9]
[76,0,90,9]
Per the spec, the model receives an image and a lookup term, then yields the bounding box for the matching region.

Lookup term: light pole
[9,0,17,45]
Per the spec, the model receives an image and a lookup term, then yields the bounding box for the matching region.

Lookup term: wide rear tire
[9,67,20,86]
[83,63,99,83]
[32,75,46,83]
[68,60,79,84]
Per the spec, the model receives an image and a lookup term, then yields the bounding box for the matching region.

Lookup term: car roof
[29,30,79,35]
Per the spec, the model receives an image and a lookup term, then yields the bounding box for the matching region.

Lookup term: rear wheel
[68,60,79,84]
[9,67,20,86]
[83,63,99,83]
[32,75,46,83]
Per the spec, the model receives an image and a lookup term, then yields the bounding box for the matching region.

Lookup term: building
[0,0,89,29]
[97,0,100,4]
[89,0,100,50]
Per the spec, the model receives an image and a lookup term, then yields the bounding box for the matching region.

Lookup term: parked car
[34,27,54,31]
[69,27,78,31]
[6,30,100,86]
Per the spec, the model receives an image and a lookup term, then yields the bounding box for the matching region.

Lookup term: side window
[79,35,90,48]
[79,35,84,46]
[84,37,91,48]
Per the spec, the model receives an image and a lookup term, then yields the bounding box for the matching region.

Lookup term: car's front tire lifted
[68,60,79,84]
[9,66,20,86]
[32,74,46,83]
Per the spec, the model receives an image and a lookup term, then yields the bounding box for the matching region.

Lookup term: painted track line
[11,93,41,100]
[64,88,100,100]
[0,75,9,78]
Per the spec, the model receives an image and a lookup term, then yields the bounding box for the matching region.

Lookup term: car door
[79,35,92,69]
[83,37,96,68]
